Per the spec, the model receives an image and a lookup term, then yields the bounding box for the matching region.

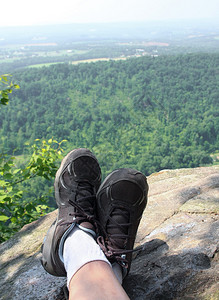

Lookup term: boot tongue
[107,208,130,249]
[63,168,96,226]
[77,185,93,199]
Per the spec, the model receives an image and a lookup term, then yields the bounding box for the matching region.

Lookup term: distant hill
[1,20,219,74]
[1,20,219,45]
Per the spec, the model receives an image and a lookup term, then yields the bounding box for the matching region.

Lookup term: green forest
[1,53,219,173]
[0,52,219,241]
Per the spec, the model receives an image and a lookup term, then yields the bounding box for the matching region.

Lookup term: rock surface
[0,166,218,300]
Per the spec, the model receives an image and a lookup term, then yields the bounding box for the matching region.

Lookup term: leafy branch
[0,74,20,106]
[0,139,65,242]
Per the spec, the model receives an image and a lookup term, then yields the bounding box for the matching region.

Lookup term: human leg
[41,149,131,299]
[63,226,111,287]
[68,261,129,300]
[63,227,129,300]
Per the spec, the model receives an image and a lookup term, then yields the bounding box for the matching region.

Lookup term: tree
[0,75,65,242]
[0,75,19,106]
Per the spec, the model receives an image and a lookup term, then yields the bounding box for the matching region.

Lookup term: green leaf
[11,217,17,223]
[3,173,13,180]
[2,76,8,82]
[0,196,11,203]
[13,168,20,174]
[0,215,9,222]
[4,163,11,171]
[60,139,67,144]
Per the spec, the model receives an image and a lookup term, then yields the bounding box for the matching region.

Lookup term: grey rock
[0,166,218,300]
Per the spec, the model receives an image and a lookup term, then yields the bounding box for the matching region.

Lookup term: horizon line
[0,18,219,29]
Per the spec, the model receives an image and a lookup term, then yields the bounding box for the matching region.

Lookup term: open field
[70,56,127,64]
[26,56,128,68]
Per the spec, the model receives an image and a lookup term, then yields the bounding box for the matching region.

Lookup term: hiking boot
[96,168,148,277]
[41,148,101,277]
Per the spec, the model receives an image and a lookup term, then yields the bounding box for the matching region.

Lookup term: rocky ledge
[0,166,218,299]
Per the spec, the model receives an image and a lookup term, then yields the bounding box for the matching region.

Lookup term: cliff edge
[0,166,218,300]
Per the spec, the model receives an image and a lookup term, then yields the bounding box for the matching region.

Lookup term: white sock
[63,227,111,288]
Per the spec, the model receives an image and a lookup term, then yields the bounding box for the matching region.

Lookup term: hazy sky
[1,0,219,27]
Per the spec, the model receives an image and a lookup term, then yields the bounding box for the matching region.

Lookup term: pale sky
[1,0,219,27]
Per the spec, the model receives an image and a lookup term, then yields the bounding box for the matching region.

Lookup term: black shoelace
[68,195,96,224]
[60,179,97,228]
[97,207,136,268]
